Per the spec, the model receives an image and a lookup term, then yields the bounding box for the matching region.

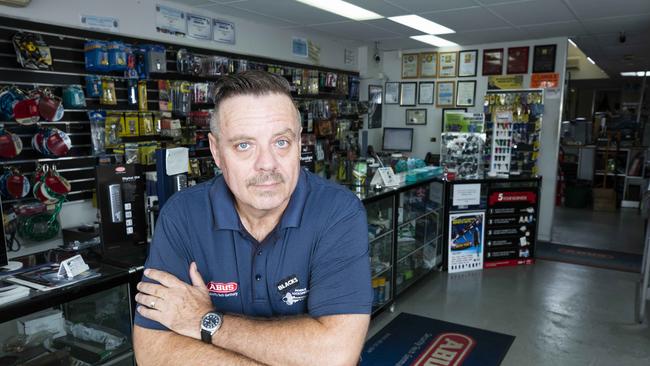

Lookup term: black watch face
[203,314,219,329]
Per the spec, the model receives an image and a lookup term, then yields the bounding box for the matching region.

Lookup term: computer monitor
[382,128,413,152]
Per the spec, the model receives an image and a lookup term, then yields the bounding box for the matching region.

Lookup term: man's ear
[208,132,221,168]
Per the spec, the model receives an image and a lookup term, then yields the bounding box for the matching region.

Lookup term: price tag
[57,254,90,278]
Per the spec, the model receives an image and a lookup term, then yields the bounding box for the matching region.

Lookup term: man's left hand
[135,262,213,340]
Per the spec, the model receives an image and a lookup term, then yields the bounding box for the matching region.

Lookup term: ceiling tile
[488,0,576,26]
[581,14,650,35]
[364,18,423,36]
[445,27,532,45]
[309,21,402,42]
[421,6,511,32]
[166,0,213,5]
[565,0,650,20]
[384,0,479,13]
[375,37,433,51]
[474,0,535,4]
[196,2,299,27]
[226,0,349,25]
[343,0,409,17]
[520,20,587,38]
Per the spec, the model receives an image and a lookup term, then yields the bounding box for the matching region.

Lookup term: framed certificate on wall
[507,46,529,74]
[436,81,455,107]
[482,48,503,75]
[458,50,478,77]
[406,109,427,125]
[419,52,437,78]
[400,82,417,106]
[438,52,458,78]
[533,44,557,73]
[456,80,476,107]
[418,82,434,105]
[401,53,419,78]
[385,82,400,104]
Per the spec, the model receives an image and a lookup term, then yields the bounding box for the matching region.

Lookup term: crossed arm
[133,263,369,366]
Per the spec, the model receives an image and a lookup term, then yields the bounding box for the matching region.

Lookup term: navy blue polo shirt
[135,169,372,331]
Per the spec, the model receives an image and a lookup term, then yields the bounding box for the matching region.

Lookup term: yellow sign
[487,75,524,90]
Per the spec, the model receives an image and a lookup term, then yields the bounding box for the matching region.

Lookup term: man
[133,70,372,366]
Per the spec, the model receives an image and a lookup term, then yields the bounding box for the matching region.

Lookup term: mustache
[246,172,285,186]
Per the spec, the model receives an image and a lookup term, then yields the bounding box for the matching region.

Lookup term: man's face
[209,93,301,214]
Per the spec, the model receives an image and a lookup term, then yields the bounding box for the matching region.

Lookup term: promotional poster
[484,188,538,268]
[448,212,485,273]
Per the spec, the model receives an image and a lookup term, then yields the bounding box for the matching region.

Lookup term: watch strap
[201,328,212,344]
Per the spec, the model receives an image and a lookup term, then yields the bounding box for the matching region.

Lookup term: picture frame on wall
[438,52,458,78]
[406,109,427,125]
[458,50,478,77]
[533,44,557,73]
[507,46,529,74]
[418,82,435,105]
[368,84,383,129]
[442,108,468,126]
[400,82,417,106]
[401,53,419,78]
[482,48,503,75]
[385,82,400,104]
[419,52,437,78]
[456,80,476,107]
[436,81,455,107]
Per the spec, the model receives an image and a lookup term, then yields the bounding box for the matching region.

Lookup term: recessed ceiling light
[389,15,454,35]
[410,35,458,47]
[587,57,596,64]
[568,39,577,47]
[295,0,383,21]
[620,71,649,77]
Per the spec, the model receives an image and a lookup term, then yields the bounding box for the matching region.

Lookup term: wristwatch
[200,311,223,344]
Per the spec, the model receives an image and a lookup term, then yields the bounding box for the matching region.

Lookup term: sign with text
[531,72,559,88]
[487,75,524,90]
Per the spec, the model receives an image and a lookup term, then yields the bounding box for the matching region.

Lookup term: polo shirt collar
[210,169,309,231]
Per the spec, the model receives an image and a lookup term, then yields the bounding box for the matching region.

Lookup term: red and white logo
[207,282,238,294]
[411,333,476,366]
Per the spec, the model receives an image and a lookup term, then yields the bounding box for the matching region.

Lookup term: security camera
[374,53,381,63]
[619,32,626,43]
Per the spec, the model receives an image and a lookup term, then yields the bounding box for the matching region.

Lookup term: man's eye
[236,142,250,151]
[275,139,289,148]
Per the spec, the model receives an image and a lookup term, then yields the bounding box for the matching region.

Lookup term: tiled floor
[368,260,650,366]
[551,207,645,254]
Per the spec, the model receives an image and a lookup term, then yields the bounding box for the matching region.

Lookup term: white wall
[362,37,568,242]
[0,0,359,71]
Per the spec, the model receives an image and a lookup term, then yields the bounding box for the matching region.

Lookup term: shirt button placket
[253,248,267,302]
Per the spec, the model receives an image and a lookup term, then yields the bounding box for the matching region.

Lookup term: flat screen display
[382,128,413,152]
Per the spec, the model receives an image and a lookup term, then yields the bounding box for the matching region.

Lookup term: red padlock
[0,130,23,159]
[13,98,40,125]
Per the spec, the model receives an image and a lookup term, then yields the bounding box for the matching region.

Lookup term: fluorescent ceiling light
[389,15,454,35]
[620,71,649,77]
[568,39,577,47]
[295,0,383,21]
[587,57,595,64]
[411,35,458,47]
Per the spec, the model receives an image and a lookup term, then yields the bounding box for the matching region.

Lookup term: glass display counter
[355,177,445,316]
[0,261,134,366]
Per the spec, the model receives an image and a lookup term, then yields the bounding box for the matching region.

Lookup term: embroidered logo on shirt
[282,287,308,306]
[207,281,239,297]
[276,275,299,294]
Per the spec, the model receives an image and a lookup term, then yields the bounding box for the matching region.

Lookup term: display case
[0,263,134,366]
[395,181,443,295]
[358,177,445,316]
[366,195,394,313]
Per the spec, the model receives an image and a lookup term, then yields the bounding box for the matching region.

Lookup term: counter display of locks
[395,181,443,295]
[440,113,486,180]
[0,285,134,366]
[366,196,394,312]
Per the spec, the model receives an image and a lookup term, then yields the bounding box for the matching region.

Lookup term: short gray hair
[210,70,301,139]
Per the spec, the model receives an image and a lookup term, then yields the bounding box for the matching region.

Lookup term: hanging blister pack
[88,110,107,155]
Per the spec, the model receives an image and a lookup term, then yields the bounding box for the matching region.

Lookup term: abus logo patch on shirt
[411,333,475,366]
[207,282,239,297]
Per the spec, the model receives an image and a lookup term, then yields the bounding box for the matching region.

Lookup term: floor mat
[361,313,515,366]
[536,241,642,273]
